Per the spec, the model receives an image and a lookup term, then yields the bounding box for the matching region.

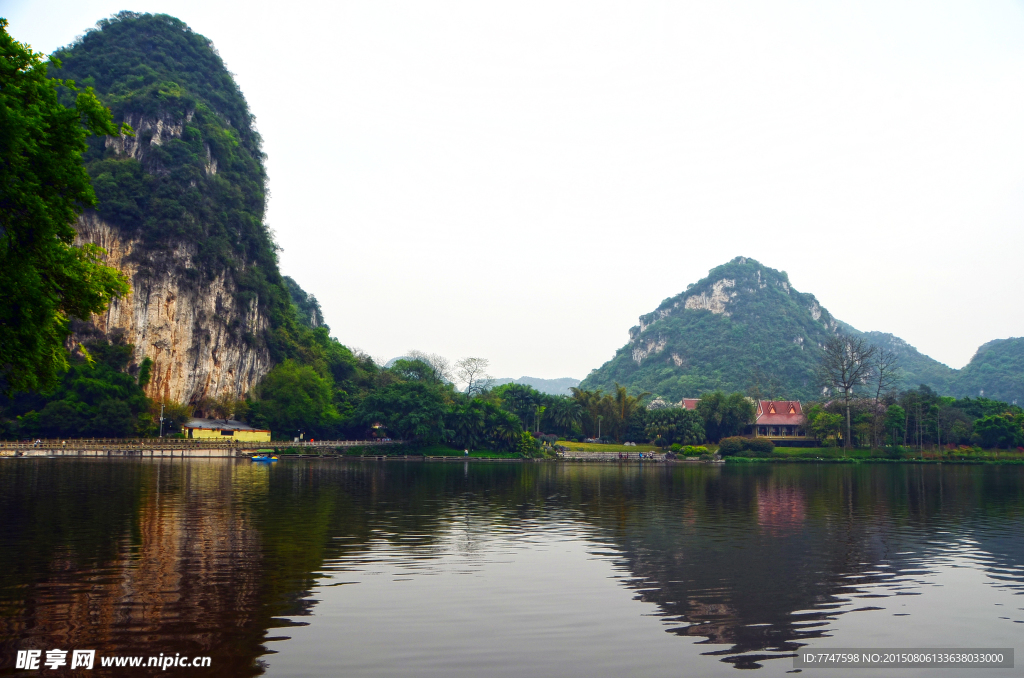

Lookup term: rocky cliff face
[52,13,284,407]
[74,211,271,404]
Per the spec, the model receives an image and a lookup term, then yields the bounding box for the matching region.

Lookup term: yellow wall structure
[188,427,271,442]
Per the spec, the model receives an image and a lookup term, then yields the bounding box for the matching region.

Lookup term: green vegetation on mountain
[582,257,843,401]
[582,257,1022,404]
[285,275,326,329]
[48,12,296,349]
[954,338,1024,404]
[0,13,370,439]
[0,18,129,393]
[859,331,957,394]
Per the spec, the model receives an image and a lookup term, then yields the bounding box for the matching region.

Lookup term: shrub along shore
[724,445,1024,464]
[253,442,1024,465]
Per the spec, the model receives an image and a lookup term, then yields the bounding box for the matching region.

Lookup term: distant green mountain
[489,377,581,396]
[581,257,1019,403]
[859,331,957,394]
[954,338,1024,404]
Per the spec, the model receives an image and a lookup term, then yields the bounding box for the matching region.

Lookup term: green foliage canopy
[5,338,151,438]
[249,360,340,440]
[355,380,449,445]
[0,18,130,393]
[644,407,704,446]
[972,414,1024,449]
[696,391,756,442]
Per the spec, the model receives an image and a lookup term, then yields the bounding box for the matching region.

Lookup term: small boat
[251,454,278,462]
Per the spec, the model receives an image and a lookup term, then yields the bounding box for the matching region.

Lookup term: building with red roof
[653,397,813,443]
[749,400,807,439]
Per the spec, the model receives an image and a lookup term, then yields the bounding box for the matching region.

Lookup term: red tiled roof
[680,398,700,410]
[755,400,805,426]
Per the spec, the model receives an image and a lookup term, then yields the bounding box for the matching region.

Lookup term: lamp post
[159,403,165,438]
[598,415,603,440]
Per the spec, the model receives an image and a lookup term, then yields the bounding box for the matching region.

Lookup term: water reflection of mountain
[561,464,1024,668]
[276,462,1024,669]
[2,460,1023,676]
[0,460,291,676]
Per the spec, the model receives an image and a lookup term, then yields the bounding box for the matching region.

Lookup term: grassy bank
[726,446,1024,464]
[265,444,524,459]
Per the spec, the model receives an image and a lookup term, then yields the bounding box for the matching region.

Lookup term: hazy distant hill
[489,377,581,396]
[581,257,1020,403]
[381,358,581,397]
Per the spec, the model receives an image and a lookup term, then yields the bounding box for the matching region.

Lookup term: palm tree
[570,387,608,437]
[612,383,650,441]
[448,402,485,450]
[491,412,523,452]
[501,383,538,429]
[546,397,583,436]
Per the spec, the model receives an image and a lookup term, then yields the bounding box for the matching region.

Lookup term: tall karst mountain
[52,12,303,404]
[582,257,1022,403]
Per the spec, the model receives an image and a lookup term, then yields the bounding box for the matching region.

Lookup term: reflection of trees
[259,462,1024,672]
[2,460,1023,675]
[0,461,275,676]
[558,464,1024,668]
[0,460,535,677]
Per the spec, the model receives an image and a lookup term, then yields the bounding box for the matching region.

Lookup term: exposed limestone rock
[105,111,187,160]
[670,352,685,367]
[632,336,667,365]
[684,279,736,315]
[105,110,217,175]
[73,213,271,404]
[809,301,822,322]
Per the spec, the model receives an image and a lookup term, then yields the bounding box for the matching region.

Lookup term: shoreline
[5,447,1023,465]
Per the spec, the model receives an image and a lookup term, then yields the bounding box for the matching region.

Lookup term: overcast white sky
[6,1,1024,379]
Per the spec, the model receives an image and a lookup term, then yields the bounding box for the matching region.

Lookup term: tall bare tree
[456,357,491,396]
[408,350,453,383]
[815,334,876,451]
[870,348,901,446]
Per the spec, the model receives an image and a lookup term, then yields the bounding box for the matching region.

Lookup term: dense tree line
[806,332,1024,451]
[1,335,152,439]
[806,387,1024,451]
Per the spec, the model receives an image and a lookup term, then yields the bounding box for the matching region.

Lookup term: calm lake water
[1,459,1022,677]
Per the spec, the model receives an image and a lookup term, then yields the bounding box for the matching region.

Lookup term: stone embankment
[558,451,724,463]
[559,451,665,462]
[0,439,398,458]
